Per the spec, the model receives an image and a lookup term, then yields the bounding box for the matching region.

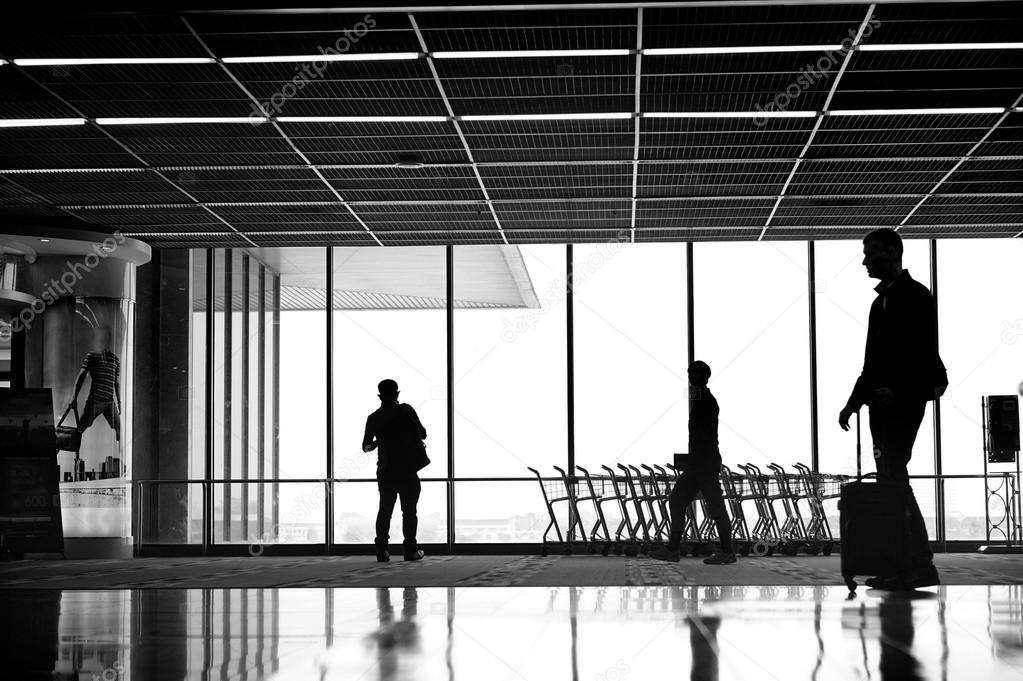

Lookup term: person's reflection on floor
[687,615,721,681]
[878,595,926,681]
[369,587,421,681]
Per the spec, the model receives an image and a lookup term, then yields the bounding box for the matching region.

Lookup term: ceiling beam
[629,7,643,244]
[759,3,877,241]
[408,12,508,246]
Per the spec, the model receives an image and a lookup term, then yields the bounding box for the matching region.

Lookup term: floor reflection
[4,585,1023,680]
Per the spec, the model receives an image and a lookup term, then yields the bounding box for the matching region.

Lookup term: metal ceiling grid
[789,158,959,196]
[643,4,869,48]
[107,122,310,167]
[250,232,383,247]
[937,157,1023,194]
[974,112,1023,156]
[639,117,817,161]
[506,228,630,243]
[412,8,637,51]
[495,199,632,231]
[0,127,146,170]
[908,194,1023,227]
[833,49,1023,110]
[71,205,226,233]
[638,160,792,197]
[226,60,448,118]
[635,197,776,229]
[377,230,506,245]
[188,12,423,56]
[353,202,499,232]
[808,113,1002,159]
[772,195,922,226]
[140,233,254,248]
[211,204,361,233]
[27,63,252,118]
[480,163,632,200]
[320,165,484,203]
[636,227,762,241]
[279,120,469,165]
[0,14,203,59]
[462,119,634,163]
[863,1,1023,44]
[168,167,339,204]
[642,53,836,113]
[434,56,634,116]
[8,169,193,206]
[762,226,886,240]
[0,68,78,119]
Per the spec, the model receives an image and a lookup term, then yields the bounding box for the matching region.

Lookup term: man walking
[651,360,736,565]
[363,379,427,562]
[839,228,947,590]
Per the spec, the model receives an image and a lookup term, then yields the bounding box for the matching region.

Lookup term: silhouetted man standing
[651,361,735,565]
[839,228,947,590]
[363,379,427,562]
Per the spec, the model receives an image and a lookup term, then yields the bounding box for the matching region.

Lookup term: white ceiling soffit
[243,245,540,311]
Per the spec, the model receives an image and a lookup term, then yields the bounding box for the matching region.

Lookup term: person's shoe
[896,565,941,590]
[865,575,899,589]
[702,551,737,565]
[404,550,425,561]
[649,545,681,562]
[376,550,390,563]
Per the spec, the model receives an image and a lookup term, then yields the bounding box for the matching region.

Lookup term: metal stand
[981,396,1023,553]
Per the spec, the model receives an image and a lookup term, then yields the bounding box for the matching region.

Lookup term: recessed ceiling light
[858,43,1023,52]
[645,45,843,56]
[276,116,448,123]
[0,118,88,128]
[96,117,260,125]
[394,153,425,169]
[222,52,419,63]
[38,238,50,243]
[644,111,817,118]
[828,107,1006,116]
[13,57,216,66]
[461,113,633,121]
[432,49,630,59]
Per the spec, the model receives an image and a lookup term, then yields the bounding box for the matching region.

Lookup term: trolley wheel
[822,543,834,557]
[844,573,857,593]
[751,540,770,557]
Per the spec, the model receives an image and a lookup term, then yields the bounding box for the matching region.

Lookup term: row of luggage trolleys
[527,463,849,558]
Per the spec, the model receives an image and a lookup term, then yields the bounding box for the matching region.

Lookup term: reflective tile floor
[4,584,1023,680]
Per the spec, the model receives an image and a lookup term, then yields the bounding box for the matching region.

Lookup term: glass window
[574,242,688,471]
[332,246,448,545]
[693,241,811,468]
[454,245,567,542]
[938,238,1023,539]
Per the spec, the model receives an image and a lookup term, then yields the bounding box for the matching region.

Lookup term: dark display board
[0,389,64,556]
[987,395,1021,464]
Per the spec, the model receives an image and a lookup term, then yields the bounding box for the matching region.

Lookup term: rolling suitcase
[839,412,913,593]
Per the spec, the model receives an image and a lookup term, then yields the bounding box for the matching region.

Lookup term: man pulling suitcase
[838,228,948,591]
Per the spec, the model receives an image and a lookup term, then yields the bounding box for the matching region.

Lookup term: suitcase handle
[58,402,80,430]
[855,411,861,479]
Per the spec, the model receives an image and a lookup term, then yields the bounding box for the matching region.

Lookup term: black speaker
[986,395,1020,462]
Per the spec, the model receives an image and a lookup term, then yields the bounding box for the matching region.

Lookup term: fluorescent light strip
[828,107,1006,116]
[222,52,419,63]
[645,45,842,56]
[432,49,630,59]
[859,42,1023,52]
[644,111,816,119]
[461,113,633,121]
[276,116,448,123]
[14,57,215,66]
[0,118,88,128]
[96,117,262,125]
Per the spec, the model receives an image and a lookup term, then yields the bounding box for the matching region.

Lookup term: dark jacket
[362,402,427,477]
[848,269,948,408]
[688,386,720,461]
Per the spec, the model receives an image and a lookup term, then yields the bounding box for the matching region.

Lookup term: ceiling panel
[0,126,145,170]
[414,8,637,51]
[227,59,447,118]
[321,165,483,202]
[941,157,1023,194]
[164,167,337,203]
[907,194,1023,226]
[862,1,1023,44]
[281,120,468,165]
[71,205,224,232]
[771,195,920,227]
[108,122,309,166]
[354,203,499,232]
[789,158,959,195]
[495,200,631,231]
[636,197,776,229]
[463,119,634,163]
[213,204,360,233]
[7,169,192,205]
[0,15,205,59]
[638,161,792,197]
[640,117,815,161]
[808,113,1000,159]
[481,164,631,200]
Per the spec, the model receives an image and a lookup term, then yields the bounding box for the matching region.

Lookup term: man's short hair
[863,228,903,258]
[378,379,399,396]
[689,360,711,383]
